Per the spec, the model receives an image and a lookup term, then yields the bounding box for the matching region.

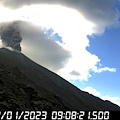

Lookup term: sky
[0,0,120,106]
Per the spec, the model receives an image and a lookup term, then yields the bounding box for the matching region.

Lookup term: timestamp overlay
[0,111,119,120]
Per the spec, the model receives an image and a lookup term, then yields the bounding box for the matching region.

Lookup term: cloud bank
[0,0,119,80]
[19,21,71,71]
[1,0,118,33]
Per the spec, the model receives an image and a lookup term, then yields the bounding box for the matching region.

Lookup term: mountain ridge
[0,48,120,110]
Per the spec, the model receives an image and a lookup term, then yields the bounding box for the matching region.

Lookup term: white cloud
[0,1,119,80]
[82,87,120,106]
[92,66,116,73]
[101,96,120,107]
[82,87,101,96]
[102,96,119,102]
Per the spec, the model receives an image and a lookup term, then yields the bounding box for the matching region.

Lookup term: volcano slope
[0,48,120,110]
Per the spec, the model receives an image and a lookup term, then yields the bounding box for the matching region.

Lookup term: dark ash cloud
[0,21,22,52]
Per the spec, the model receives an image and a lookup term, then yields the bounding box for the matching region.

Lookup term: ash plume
[0,21,22,52]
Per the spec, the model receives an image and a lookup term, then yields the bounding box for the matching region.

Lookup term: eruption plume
[0,21,22,52]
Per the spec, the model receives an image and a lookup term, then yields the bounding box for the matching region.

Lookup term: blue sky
[0,0,120,106]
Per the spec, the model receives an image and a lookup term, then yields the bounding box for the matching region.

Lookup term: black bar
[0,111,120,120]
[109,111,120,120]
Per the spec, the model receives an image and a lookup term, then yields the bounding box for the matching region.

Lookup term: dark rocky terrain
[0,48,120,110]
[0,60,65,110]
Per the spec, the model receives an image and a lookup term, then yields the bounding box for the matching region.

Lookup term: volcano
[0,48,120,110]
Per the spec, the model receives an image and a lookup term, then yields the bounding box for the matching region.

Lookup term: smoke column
[0,21,22,52]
